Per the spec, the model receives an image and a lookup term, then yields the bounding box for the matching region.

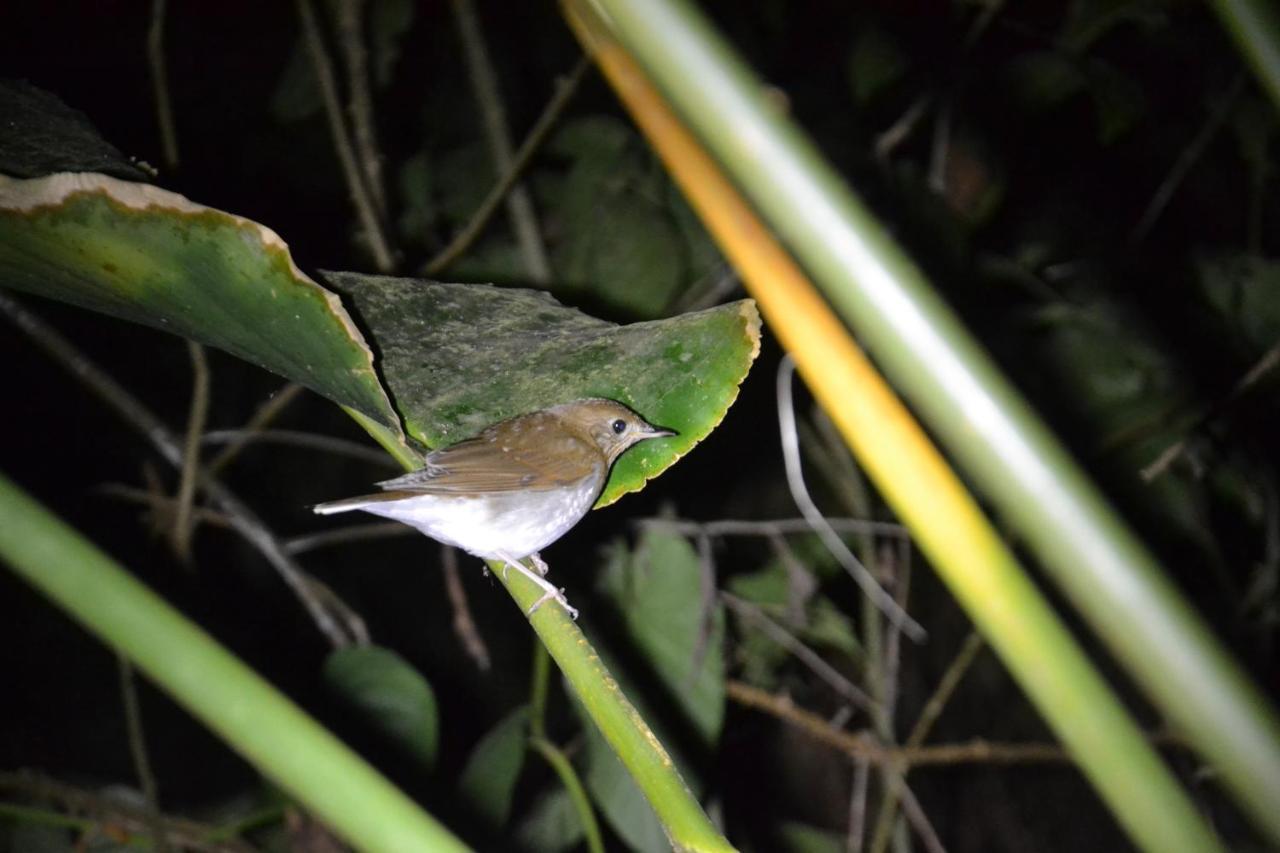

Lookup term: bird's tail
[312,495,377,515]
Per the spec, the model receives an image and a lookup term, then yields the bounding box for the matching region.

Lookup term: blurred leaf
[596,530,726,743]
[1061,0,1170,54]
[847,25,907,105]
[775,821,846,853]
[370,0,414,86]
[396,150,435,248]
[435,144,495,226]
[458,705,529,829]
[1196,252,1280,353]
[806,598,861,659]
[270,40,323,124]
[1231,95,1279,180]
[1005,52,1087,111]
[0,825,74,853]
[581,721,669,853]
[542,116,703,318]
[326,271,760,506]
[514,788,586,853]
[323,645,438,770]
[1086,61,1146,144]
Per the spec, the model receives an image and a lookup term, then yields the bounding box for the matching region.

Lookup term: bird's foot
[497,554,578,620]
[529,552,549,576]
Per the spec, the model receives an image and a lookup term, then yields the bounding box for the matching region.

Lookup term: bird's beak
[645,425,678,438]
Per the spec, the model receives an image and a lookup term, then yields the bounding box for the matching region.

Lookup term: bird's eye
[611,419,627,435]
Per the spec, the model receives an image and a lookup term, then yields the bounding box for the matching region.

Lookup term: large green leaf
[0,172,405,440]
[0,84,760,500]
[323,645,439,771]
[458,706,529,829]
[325,271,759,506]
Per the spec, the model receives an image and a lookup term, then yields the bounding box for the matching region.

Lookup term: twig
[1142,338,1280,481]
[726,680,1094,767]
[847,757,871,853]
[97,483,234,531]
[896,782,947,853]
[687,531,717,683]
[424,55,590,277]
[722,592,876,713]
[1131,74,1246,243]
[776,356,926,641]
[172,341,210,561]
[336,0,388,218]
[207,382,306,475]
[147,0,179,170]
[767,531,817,628]
[296,0,395,272]
[204,427,395,468]
[637,516,907,539]
[449,0,552,283]
[0,294,363,649]
[442,544,491,670]
[285,521,409,554]
[117,657,170,853]
[874,95,932,163]
[0,771,255,853]
[869,631,984,853]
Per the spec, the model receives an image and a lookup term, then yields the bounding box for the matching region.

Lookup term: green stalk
[582,0,1280,843]
[1211,0,1280,112]
[494,560,734,853]
[0,472,469,853]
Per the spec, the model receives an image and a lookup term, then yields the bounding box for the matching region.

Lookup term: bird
[313,398,676,618]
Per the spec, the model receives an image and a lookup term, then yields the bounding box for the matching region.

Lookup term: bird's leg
[493,552,579,620]
[529,552,549,576]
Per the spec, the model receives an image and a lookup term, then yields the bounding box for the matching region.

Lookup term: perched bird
[313,398,675,618]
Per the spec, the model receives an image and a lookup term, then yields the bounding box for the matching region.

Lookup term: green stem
[492,558,734,853]
[0,472,469,853]
[1211,0,1280,112]
[584,0,1280,843]
[529,736,606,853]
[529,641,552,742]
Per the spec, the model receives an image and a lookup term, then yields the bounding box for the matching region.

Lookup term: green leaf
[1197,252,1280,353]
[514,788,586,853]
[0,80,148,181]
[581,722,670,853]
[0,173,406,444]
[458,706,529,829]
[325,271,760,506]
[575,531,727,850]
[323,645,439,771]
[774,822,846,853]
[596,530,726,742]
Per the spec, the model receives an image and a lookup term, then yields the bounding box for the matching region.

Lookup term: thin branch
[529,737,606,853]
[336,0,388,218]
[442,544,491,670]
[874,95,932,163]
[0,771,255,853]
[424,55,590,277]
[147,0,179,170]
[449,0,552,283]
[207,382,306,475]
[725,680,1183,768]
[869,631,984,853]
[118,657,170,853]
[204,427,395,468]
[896,782,947,853]
[0,294,363,649]
[285,521,409,555]
[96,483,235,531]
[1131,74,1246,243]
[777,356,926,641]
[847,757,871,853]
[722,592,877,713]
[1142,338,1280,481]
[172,341,210,561]
[636,516,907,540]
[296,0,395,271]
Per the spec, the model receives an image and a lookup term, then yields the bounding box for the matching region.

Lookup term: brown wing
[375,412,601,495]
